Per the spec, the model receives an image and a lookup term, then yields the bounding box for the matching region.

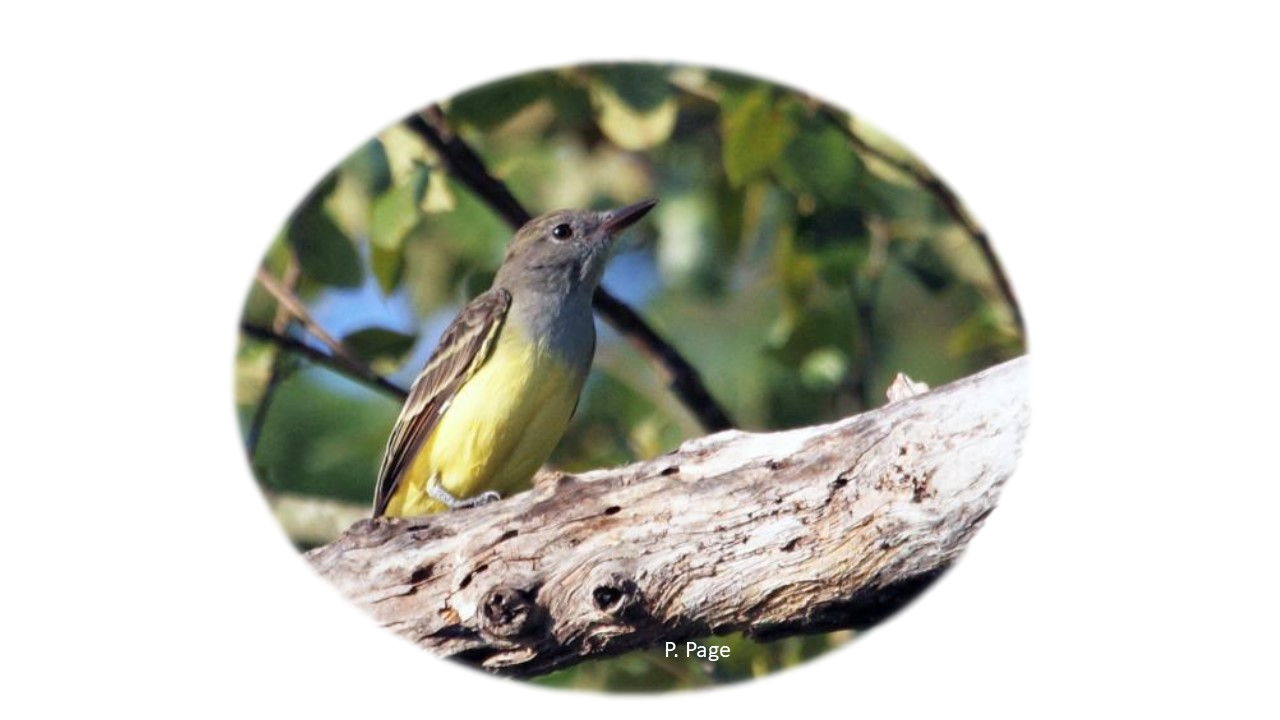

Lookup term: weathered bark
[306,355,1029,678]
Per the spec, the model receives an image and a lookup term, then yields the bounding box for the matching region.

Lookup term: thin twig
[254,267,363,366]
[404,104,734,431]
[246,259,304,457]
[240,322,408,400]
[272,258,301,333]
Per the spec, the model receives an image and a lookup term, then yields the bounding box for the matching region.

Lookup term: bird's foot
[427,477,501,510]
[455,491,501,509]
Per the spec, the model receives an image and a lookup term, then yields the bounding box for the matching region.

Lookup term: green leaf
[340,139,392,196]
[721,87,794,187]
[765,295,857,366]
[800,347,850,390]
[595,64,672,112]
[590,65,678,150]
[429,179,511,268]
[370,243,404,294]
[448,73,550,130]
[286,173,363,288]
[594,90,678,151]
[892,240,955,293]
[233,339,277,408]
[947,308,1000,356]
[815,243,863,286]
[341,327,418,364]
[370,164,430,252]
[775,114,867,206]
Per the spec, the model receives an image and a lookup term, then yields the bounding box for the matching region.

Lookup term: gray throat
[507,283,598,374]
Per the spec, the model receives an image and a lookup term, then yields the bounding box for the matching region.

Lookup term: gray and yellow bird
[372,199,658,517]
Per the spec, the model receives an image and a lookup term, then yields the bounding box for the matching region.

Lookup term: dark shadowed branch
[405,106,531,228]
[405,104,734,432]
[240,322,408,401]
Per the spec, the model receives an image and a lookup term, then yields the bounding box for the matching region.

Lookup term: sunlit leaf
[654,193,714,288]
[667,66,714,99]
[591,73,678,150]
[233,340,277,407]
[370,164,430,252]
[378,124,430,185]
[721,87,794,187]
[422,170,455,213]
[947,306,1021,357]
[370,243,404,294]
[800,347,850,390]
[324,172,371,240]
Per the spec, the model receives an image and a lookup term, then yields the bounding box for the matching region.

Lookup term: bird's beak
[601,198,658,236]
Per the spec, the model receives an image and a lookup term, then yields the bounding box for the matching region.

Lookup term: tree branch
[307,355,1029,678]
[404,104,734,432]
[239,323,407,400]
[254,267,363,368]
[405,105,531,228]
[246,260,303,456]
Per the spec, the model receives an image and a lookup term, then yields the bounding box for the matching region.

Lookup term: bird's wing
[372,288,512,516]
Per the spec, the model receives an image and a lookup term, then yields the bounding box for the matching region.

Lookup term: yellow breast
[383,323,587,516]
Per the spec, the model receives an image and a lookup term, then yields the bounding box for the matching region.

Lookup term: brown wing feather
[372,288,511,516]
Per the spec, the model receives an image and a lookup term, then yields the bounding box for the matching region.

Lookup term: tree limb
[253,267,363,368]
[239,322,408,400]
[405,105,531,228]
[404,104,734,432]
[306,355,1029,678]
[246,260,303,456]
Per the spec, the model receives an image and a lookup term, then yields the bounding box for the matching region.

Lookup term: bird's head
[495,198,658,297]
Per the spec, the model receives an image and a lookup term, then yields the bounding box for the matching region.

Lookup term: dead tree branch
[306,355,1029,678]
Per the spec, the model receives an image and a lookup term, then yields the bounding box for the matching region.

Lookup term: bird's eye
[551,223,573,241]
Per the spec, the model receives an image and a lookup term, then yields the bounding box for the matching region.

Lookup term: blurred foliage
[234,63,1026,692]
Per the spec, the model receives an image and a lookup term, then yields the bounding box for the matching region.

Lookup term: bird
[372,198,658,517]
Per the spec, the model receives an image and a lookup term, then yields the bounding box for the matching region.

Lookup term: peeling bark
[306,356,1029,678]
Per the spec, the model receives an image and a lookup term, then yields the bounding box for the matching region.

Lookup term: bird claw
[428,477,502,510]
[462,491,502,508]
